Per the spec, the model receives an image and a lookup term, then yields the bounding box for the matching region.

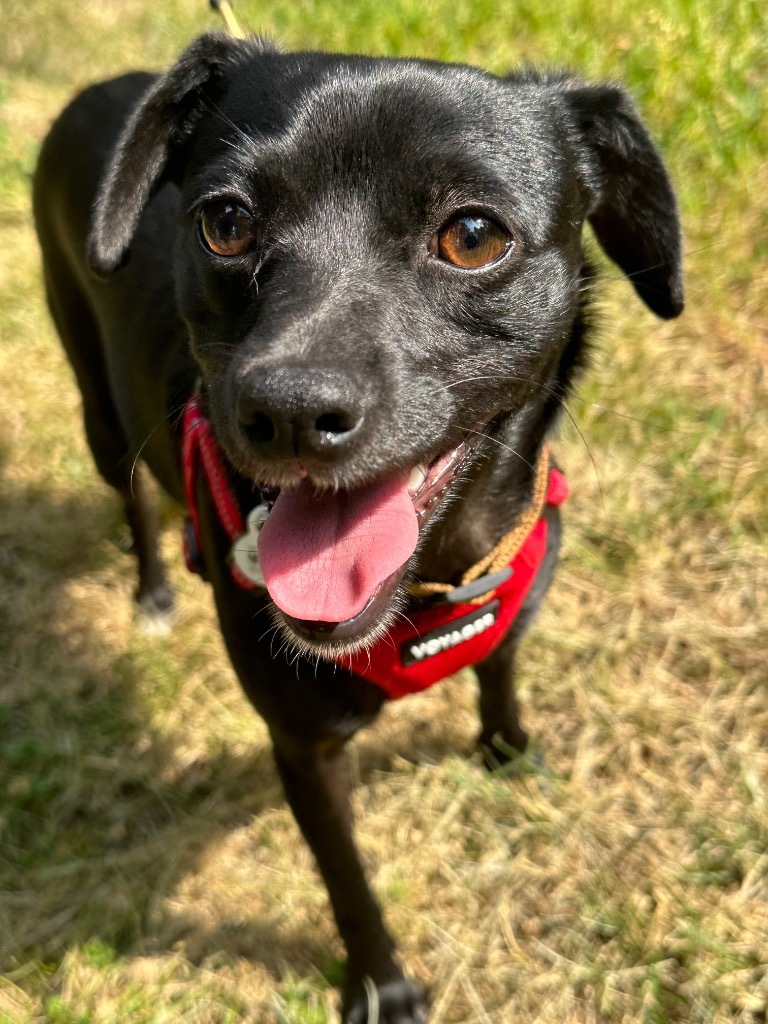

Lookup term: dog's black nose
[237,366,365,462]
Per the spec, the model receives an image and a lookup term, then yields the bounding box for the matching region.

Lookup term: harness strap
[340,465,568,698]
[182,396,261,590]
[180,393,569,699]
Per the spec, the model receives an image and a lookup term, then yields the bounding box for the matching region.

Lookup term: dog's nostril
[242,411,276,443]
[315,411,359,436]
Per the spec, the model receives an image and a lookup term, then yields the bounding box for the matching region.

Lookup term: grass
[0,0,766,1021]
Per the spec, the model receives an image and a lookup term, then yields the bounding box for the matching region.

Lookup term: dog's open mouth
[256,435,479,647]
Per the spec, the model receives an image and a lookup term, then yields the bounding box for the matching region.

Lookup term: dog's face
[89,34,682,653]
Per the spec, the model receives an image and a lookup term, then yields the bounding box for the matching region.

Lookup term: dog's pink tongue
[257,474,418,622]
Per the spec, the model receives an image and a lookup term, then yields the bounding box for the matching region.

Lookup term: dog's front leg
[198,495,425,1018]
[476,503,563,767]
[272,734,427,1023]
[475,631,529,767]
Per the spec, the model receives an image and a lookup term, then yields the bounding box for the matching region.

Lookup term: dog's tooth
[408,464,427,495]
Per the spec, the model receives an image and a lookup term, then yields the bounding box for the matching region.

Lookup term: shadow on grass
[0,467,339,985]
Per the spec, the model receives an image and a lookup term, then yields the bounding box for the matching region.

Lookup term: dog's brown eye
[432,215,510,269]
[199,200,256,256]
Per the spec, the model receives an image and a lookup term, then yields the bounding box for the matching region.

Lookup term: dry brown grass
[1,1,766,1022]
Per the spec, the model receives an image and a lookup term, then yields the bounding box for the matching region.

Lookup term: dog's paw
[478,729,541,776]
[135,584,176,636]
[478,726,526,767]
[344,975,428,1024]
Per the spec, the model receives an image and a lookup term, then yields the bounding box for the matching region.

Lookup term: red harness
[182,396,568,700]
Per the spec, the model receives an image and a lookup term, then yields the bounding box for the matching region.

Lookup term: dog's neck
[414,415,547,585]
[415,294,589,585]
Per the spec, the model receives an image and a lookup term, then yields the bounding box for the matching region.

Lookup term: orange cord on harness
[408,445,551,605]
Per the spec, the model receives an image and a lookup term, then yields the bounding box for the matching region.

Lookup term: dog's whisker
[439,374,602,502]
[128,403,185,496]
[596,241,723,287]
[202,94,261,152]
[127,399,190,497]
[258,622,282,645]
[436,372,564,400]
[194,340,240,358]
[459,427,533,471]
[391,607,419,634]
[589,403,642,423]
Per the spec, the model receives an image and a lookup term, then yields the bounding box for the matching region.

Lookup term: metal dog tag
[230,503,270,586]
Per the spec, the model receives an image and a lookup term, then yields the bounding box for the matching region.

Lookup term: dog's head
[89,33,683,653]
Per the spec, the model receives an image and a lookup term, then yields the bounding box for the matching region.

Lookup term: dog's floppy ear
[88,32,262,275]
[561,81,684,319]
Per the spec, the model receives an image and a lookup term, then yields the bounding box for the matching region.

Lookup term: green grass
[1,0,767,1021]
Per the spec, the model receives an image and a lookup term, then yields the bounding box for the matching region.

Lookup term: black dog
[33,32,682,1023]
